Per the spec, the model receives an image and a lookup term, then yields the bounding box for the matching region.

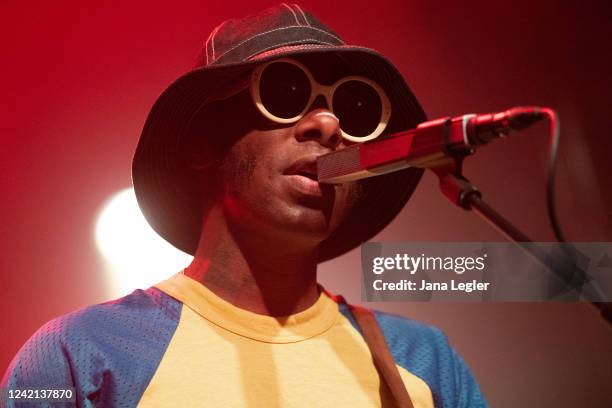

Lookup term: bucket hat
[132,3,427,262]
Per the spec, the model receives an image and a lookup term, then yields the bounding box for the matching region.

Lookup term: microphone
[317,106,548,184]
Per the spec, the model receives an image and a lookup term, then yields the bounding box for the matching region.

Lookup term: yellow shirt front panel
[137,273,433,407]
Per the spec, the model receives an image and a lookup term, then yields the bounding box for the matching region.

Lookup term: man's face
[203,55,365,245]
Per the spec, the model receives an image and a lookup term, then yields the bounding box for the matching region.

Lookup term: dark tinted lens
[259,62,311,119]
[332,80,382,138]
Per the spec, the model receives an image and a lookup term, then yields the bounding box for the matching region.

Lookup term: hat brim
[132,45,426,263]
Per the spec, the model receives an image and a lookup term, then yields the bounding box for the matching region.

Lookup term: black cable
[541,109,609,310]
[541,108,567,242]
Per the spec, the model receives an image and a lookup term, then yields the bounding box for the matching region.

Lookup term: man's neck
[184,206,320,317]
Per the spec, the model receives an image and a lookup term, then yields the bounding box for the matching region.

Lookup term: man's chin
[267,206,339,244]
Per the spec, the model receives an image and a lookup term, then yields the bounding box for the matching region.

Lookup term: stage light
[95,188,192,297]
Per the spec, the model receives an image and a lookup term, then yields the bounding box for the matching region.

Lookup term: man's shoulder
[337,304,487,407]
[41,287,182,343]
[352,308,454,375]
[2,287,184,405]
[372,310,449,355]
[6,287,183,370]
[337,302,447,356]
[373,310,488,408]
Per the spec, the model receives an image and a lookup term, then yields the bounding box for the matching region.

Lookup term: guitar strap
[337,296,415,408]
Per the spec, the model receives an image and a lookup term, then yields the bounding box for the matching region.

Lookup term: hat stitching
[281,3,301,25]
[292,4,311,26]
[210,22,225,61]
[213,26,345,63]
[244,40,335,60]
[205,21,226,65]
[284,3,307,26]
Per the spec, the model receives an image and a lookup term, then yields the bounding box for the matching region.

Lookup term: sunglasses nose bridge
[309,81,334,109]
[307,94,330,112]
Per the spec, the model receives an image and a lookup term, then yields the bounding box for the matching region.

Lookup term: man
[2,4,487,407]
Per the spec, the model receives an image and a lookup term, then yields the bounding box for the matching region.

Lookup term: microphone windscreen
[317,144,362,184]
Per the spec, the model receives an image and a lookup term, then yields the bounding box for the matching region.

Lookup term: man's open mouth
[283,157,324,196]
[293,169,317,181]
[284,158,319,181]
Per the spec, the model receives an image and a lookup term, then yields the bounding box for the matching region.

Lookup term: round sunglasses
[250,58,392,142]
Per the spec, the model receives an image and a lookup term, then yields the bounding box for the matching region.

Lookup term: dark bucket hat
[132,3,427,262]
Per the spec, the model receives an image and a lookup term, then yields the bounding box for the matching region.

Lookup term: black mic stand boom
[429,144,611,325]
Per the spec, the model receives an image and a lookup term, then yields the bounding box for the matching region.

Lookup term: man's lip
[282,156,327,198]
[284,174,323,197]
[283,156,319,180]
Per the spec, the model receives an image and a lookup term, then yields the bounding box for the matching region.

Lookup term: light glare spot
[95,188,192,297]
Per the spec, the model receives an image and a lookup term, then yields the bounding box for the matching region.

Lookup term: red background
[2,1,611,406]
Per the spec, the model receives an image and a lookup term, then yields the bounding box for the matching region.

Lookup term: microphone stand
[430,157,611,325]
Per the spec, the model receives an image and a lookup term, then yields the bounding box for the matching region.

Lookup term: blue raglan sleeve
[1,287,183,408]
[445,338,487,407]
[1,318,76,408]
[374,311,488,408]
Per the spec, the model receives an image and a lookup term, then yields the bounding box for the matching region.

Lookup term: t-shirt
[2,272,487,407]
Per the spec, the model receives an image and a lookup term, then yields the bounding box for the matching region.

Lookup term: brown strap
[338,296,415,408]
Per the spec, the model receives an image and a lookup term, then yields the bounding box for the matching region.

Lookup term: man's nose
[294,104,342,150]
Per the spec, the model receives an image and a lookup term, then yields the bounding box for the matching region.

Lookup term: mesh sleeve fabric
[374,310,488,408]
[1,316,75,408]
[1,287,182,408]
[338,304,488,408]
